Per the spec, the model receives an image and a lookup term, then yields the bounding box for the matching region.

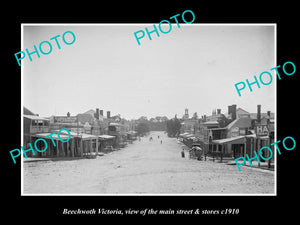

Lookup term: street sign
[256,125,269,136]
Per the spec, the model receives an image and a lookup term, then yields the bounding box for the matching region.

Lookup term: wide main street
[23,131,275,195]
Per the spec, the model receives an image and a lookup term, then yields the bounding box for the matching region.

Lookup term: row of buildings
[179,104,275,164]
[23,107,138,158]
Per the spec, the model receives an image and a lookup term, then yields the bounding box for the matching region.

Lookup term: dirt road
[23,131,274,194]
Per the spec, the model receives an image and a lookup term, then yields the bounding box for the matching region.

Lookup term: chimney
[267,111,271,117]
[100,110,103,116]
[217,109,221,115]
[94,108,99,119]
[231,104,237,121]
[228,105,232,114]
[203,114,207,122]
[228,105,233,119]
[107,111,111,119]
[257,105,261,122]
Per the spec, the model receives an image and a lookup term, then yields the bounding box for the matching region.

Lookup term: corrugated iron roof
[203,121,219,125]
[98,135,115,139]
[212,136,246,145]
[24,115,49,121]
[33,133,70,140]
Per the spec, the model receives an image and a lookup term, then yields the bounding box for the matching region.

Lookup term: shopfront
[212,136,246,158]
[255,124,272,163]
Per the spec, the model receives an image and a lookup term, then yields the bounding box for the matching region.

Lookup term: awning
[52,130,77,136]
[53,130,97,140]
[212,136,246,145]
[79,134,98,140]
[203,121,219,125]
[187,136,196,139]
[209,127,227,130]
[24,115,49,121]
[184,134,193,137]
[98,135,115,140]
[179,132,189,137]
[33,132,98,140]
[109,123,120,126]
[33,133,71,141]
[256,135,270,140]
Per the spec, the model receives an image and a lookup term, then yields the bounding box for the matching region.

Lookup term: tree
[135,122,150,136]
[166,118,181,137]
[138,116,148,121]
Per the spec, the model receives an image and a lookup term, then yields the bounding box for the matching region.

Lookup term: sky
[22,24,275,120]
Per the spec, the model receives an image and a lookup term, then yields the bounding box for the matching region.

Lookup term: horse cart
[189,144,203,160]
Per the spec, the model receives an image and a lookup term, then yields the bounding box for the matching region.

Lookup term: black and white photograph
[4,4,298,221]
[21,24,276,195]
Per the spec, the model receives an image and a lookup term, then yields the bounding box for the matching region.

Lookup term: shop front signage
[256,125,269,136]
[54,116,77,123]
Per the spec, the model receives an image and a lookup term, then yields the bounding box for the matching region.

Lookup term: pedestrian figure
[181,149,185,158]
[160,140,162,144]
[158,135,160,139]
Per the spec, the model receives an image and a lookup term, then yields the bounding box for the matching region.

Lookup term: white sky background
[23,24,275,119]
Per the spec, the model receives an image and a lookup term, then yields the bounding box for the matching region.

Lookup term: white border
[21,23,277,196]
[21,23,24,195]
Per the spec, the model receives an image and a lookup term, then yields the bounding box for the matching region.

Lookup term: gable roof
[236,108,250,114]
[23,106,36,116]
[77,113,94,124]
[226,117,252,130]
[83,109,96,115]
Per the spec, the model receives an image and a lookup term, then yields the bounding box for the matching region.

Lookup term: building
[182,104,275,165]
[49,113,83,134]
[23,107,79,158]
[249,105,275,166]
[23,107,50,154]
[183,108,189,120]
[180,118,199,134]
[108,122,128,147]
[33,131,99,158]
[211,117,252,158]
[98,134,116,151]
[179,108,198,134]
[206,109,224,122]
[23,106,138,158]
[210,104,274,167]
[236,108,250,118]
[23,107,99,158]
